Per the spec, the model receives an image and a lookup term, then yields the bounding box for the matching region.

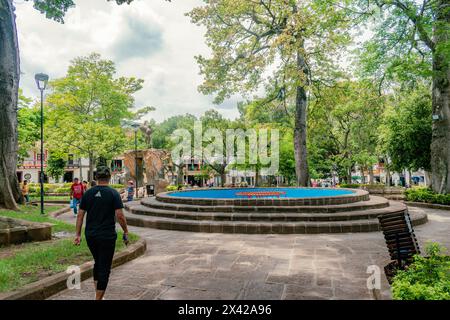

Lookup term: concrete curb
[50,205,71,217]
[0,238,147,300]
[405,201,450,211]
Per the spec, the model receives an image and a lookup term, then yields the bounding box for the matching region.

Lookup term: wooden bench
[378,210,420,281]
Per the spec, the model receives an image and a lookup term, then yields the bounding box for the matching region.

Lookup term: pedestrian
[74,166,129,300]
[127,180,135,202]
[70,178,85,217]
[21,180,30,204]
[90,180,97,187]
[82,180,89,191]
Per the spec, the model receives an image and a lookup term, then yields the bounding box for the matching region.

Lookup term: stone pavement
[50,205,450,300]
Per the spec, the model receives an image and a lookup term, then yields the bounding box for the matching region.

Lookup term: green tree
[187,0,352,186]
[308,80,385,183]
[0,0,145,209]
[356,0,450,193]
[46,152,66,182]
[379,84,432,175]
[17,90,40,163]
[45,53,146,181]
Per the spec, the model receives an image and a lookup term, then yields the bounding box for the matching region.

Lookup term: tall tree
[187,0,351,186]
[45,53,147,181]
[379,83,432,175]
[0,0,142,209]
[308,80,385,183]
[357,0,450,193]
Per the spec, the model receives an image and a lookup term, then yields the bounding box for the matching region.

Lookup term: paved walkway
[50,205,450,300]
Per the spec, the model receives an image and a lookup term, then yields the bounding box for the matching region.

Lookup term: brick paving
[50,205,450,300]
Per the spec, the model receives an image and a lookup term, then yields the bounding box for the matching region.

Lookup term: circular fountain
[124,187,427,234]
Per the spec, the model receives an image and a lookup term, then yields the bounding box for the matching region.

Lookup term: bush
[53,187,71,194]
[392,243,450,300]
[166,185,184,191]
[339,184,362,189]
[405,188,450,205]
[110,184,125,189]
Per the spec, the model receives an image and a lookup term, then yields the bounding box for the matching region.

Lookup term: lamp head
[35,73,49,90]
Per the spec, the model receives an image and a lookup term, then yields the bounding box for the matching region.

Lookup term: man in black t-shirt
[74,166,129,300]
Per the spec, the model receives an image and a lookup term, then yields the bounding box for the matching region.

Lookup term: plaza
[48,205,449,300]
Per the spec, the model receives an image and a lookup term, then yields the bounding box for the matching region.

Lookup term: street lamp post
[121,120,140,199]
[35,73,49,215]
[134,127,138,198]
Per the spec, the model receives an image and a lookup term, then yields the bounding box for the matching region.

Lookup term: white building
[17,149,125,184]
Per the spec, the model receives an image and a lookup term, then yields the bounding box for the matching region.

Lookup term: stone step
[140,196,389,213]
[128,201,407,222]
[156,188,370,206]
[124,209,428,234]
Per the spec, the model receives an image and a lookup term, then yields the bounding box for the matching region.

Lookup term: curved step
[129,201,406,222]
[140,196,389,213]
[124,210,428,234]
[156,188,369,206]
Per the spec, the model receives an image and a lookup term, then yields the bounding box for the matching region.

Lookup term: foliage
[404,188,450,205]
[308,80,385,182]
[392,242,450,300]
[17,90,40,162]
[0,205,138,293]
[46,152,66,181]
[152,114,197,149]
[45,53,147,171]
[378,84,432,172]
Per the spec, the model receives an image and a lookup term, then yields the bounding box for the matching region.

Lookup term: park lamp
[121,119,140,131]
[35,73,49,91]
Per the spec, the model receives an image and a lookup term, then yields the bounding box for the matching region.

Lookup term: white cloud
[15,0,242,122]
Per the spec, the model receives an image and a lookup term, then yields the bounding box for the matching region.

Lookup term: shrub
[166,185,178,191]
[392,242,450,300]
[53,187,71,194]
[339,184,361,189]
[405,188,450,205]
[110,184,125,189]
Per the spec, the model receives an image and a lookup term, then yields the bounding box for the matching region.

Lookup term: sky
[15,0,242,122]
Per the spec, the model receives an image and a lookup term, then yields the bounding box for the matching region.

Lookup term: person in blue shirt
[127,180,135,202]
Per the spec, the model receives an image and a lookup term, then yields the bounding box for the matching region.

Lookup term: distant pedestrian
[82,180,89,191]
[70,178,85,217]
[74,166,129,300]
[90,180,97,187]
[21,180,30,204]
[127,180,135,202]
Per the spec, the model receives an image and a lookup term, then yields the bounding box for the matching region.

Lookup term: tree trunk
[293,39,310,187]
[220,172,226,187]
[361,167,366,184]
[176,165,184,185]
[0,0,20,209]
[88,154,94,182]
[255,165,260,187]
[430,1,450,194]
[347,167,352,184]
[368,166,374,184]
[385,167,391,187]
[424,170,432,188]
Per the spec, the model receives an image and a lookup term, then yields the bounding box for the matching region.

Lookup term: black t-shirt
[79,185,123,239]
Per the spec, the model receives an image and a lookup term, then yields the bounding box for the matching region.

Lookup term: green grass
[0,205,138,293]
[29,196,71,201]
[0,205,72,233]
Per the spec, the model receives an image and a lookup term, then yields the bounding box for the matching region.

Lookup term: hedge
[404,188,450,205]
